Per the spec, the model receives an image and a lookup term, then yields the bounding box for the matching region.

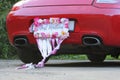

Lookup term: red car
[6,0,120,63]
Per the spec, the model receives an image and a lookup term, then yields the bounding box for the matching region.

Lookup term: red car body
[6,0,120,63]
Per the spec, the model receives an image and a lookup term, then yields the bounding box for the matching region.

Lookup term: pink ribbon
[34,17,39,27]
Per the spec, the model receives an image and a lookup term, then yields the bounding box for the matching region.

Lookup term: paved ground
[0,60,120,80]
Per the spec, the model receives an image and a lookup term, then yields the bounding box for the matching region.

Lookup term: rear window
[96,0,119,4]
[94,0,120,9]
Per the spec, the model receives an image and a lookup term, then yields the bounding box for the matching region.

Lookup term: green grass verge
[0,7,17,59]
[50,54,118,60]
[50,54,88,60]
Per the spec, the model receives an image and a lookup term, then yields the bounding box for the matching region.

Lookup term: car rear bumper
[6,7,120,47]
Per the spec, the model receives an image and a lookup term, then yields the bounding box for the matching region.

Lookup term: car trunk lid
[23,0,93,7]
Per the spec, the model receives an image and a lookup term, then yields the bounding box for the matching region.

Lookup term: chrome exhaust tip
[14,38,28,46]
[82,36,101,46]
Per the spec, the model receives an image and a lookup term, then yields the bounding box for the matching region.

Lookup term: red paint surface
[6,0,120,47]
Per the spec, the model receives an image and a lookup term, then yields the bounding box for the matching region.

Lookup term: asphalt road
[0,60,120,80]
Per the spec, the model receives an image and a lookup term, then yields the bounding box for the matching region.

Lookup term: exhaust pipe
[14,38,28,46]
[82,36,101,46]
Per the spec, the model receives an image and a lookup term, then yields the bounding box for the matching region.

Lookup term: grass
[0,7,17,59]
[51,54,87,60]
[50,54,118,60]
